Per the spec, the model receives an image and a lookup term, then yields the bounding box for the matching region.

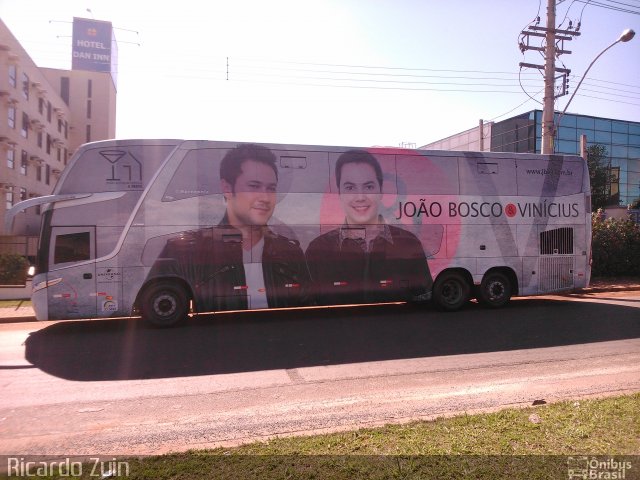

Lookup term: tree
[591,212,640,277]
[0,253,29,285]
[586,144,613,210]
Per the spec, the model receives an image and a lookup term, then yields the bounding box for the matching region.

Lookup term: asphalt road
[1,291,639,455]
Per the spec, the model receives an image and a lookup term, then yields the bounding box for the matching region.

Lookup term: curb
[570,285,640,295]
[1,285,639,325]
[0,315,38,324]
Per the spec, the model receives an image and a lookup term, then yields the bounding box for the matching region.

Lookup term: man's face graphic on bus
[222,159,277,227]
[339,162,382,225]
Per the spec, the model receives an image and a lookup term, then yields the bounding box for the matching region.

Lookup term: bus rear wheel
[478,272,512,308]
[140,281,189,327]
[433,272,470,311]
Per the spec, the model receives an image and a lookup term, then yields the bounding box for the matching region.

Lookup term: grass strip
[9,393,638,479]
[0,300,32,308]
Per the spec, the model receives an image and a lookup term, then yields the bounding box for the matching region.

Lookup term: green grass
[12,393,639,479]
[0,299,32,308]
[222,394,639,456]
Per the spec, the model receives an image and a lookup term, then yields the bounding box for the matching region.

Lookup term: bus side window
[162,149,223,202]
[517,159,584,196]
[396,155,459,195]
[273,150,331,194]
[458,157,517,196]
[50,227,95,267]
[54,232,91,264]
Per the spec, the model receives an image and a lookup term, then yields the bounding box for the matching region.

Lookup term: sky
[1,0,639,148]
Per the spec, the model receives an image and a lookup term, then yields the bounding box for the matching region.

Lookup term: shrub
[0,253,29,285]
[591,211,640,277]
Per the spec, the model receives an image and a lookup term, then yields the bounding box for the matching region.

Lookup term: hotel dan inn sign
[72,17,113,72]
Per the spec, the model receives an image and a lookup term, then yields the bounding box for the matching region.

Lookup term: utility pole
[541,0,556,154]
[519,0,580,154]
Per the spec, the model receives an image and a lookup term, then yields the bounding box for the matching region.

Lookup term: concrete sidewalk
[0,301,38,323]
[1,277,639,324]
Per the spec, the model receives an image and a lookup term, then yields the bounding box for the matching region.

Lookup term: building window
[46,134,51,155]
[88,79,92,98]
[8,106,16,129]
[36,164,42,182]
[595,130,612,144]
[61,77,70,105]
[595,119,612,132]
[22,73,29,100]
[8,64,17,88]
[20,150,28,175]
[64,121,68,139]
[21,112,29,138]
[57,148,61,163]
[5,190,13,210]
[610,166,620,205]
[20,187,27,202]
[6,149,15,169]
[86,125,91,143]
[47,101,52,123]
[38,97,45,115]
[37,130,43,148]
[87,99,92,119]
[58,118,63,133]
[45,164,50,185]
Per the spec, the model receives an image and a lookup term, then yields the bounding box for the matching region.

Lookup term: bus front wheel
[140,281,189,327]
[433,272,470,311]
[478,272,512,308]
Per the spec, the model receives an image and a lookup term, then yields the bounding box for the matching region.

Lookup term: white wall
[0,279,32,300]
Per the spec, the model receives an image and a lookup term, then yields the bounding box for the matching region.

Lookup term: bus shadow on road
[24,297,640,381]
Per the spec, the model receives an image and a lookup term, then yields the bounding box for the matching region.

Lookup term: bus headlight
[32,277,63,293]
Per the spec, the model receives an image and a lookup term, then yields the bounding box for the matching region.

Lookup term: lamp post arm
[555,39,621,135]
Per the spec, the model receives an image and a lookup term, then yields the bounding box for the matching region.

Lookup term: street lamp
[552,28,636,152]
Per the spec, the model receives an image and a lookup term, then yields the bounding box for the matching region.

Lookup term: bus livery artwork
[308,148,433,307]
[142,144,312,326]
[5,139,591,326]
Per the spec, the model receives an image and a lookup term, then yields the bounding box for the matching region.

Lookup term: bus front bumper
[31,275,50,321]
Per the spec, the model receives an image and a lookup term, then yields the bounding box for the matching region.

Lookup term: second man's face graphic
[339,162,382,225]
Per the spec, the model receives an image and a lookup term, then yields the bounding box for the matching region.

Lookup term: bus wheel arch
[432,269,472,311]
[137,278,192,327]
[477,268,517,308]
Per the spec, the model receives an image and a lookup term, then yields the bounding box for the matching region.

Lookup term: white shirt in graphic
[242,237,269,309]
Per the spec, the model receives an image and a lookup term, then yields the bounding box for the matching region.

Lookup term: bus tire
[433,271,470,311]
[140,281,189,327]
[478,272,512,308]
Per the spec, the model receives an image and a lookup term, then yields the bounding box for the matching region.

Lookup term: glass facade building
[491,110,640,206]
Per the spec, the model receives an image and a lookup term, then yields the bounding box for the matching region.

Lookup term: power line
[231,57,542,76]
[581,80,640,95]
[489,88,545,121]
[518,67,544,105]
[584,77,640,90]
[231,63,542,81]
[230,77,535,94]
[579,87,640,100]
[572,0,640,14]
[230,69,545,88]
[578,93,640,106]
